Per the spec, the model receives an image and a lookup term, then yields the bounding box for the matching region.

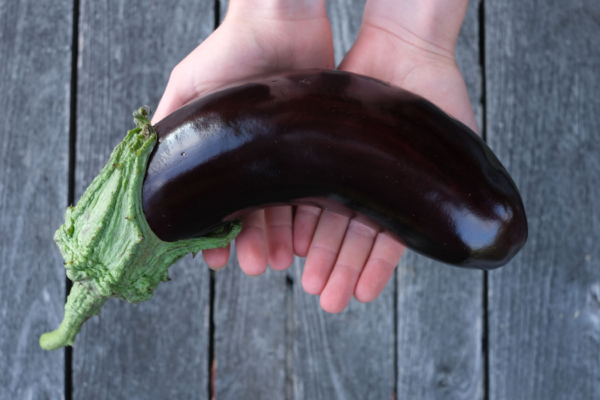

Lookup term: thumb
[151,23,259,124]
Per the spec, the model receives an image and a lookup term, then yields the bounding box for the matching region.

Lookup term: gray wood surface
[328,0,365,66]
[292,257,395,399]
[486,0,600,399]
[0,0,72,398]
[215,246,290,399]
[456,0,483,133]
[395,2,484,399]
[2,0,600,398]
[73,1,215,399]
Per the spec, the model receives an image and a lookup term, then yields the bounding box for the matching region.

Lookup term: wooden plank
[219,0,228,20]
[73,1,215,399]
[291,2,394,399]
[395,2,483,399]
[214,245,290,399]
[395,265,483,400]
[328,0,365,66]
[486,0,600,398]
[292,258,395,399]
[0,0,71,397]
[456,0,483,133]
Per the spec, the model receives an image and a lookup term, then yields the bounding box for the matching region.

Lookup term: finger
[152,72,188,124]
[354,233,405,303]
[203,244,231,270]
[151,31,228,124]
[235,210,269,276]
[318,220,378,313]
[293,205,322,257]
[151,23,277,124]
[301,211,350,295]
[152,59,208,124]
[264,206,294,270]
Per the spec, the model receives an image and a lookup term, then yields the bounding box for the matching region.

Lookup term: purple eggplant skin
[141,69,527,270]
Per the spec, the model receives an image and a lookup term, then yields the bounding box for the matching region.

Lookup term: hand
[296,0,478,312]
[340,0,477,131]
[152,1,339,281]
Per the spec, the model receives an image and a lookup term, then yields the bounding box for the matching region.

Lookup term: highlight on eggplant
[40,69,527,350]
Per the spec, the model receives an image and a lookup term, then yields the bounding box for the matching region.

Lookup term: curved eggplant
[143,69,527,270]
[40,69,527,351]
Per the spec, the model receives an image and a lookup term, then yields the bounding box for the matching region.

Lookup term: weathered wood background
[1,0,598,399]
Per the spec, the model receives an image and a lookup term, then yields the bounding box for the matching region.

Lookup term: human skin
[152,0,474,313]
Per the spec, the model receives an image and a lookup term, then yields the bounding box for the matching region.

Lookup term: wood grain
[214,245,290,399]
[327,0,365,66]
[292,257,395,399]
[395,2,484,399]
[11,1,590,399]
[0,0,71,398]
[73,1,215,399]
[486,0,600,398]
[456,0,483,132]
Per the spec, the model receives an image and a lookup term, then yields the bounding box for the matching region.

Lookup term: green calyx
[39,107,241,351]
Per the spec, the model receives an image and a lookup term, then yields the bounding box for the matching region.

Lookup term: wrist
[227,0,327,21]
[362,0,470,55]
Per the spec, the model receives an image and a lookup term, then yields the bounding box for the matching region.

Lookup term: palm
[339,24,478,132]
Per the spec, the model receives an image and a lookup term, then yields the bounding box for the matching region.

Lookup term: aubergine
[39,69,527,350]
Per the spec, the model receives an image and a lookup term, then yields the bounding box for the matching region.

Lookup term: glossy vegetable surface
[142,69,527,270]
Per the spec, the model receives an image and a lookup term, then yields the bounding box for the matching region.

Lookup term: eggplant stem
[40,108,241,350]
[39,284,107,350]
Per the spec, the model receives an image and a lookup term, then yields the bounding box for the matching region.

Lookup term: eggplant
[39,69,527,350]
[144,69,527,268]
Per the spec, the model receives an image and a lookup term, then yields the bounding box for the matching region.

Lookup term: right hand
[152,0,336,278]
